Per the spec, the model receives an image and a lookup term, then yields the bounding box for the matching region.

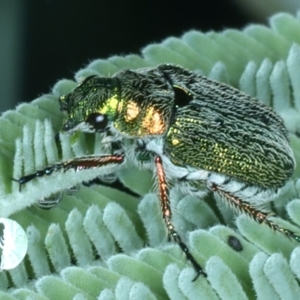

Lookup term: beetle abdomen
[166,97,295,189]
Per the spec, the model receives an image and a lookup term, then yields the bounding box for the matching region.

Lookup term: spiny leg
[14,154,125,191]
[155,155,206,280]
[210,183,300,242]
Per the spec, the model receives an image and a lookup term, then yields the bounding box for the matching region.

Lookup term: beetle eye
[86,113,108,131]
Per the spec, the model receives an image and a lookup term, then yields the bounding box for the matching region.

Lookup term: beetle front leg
[155,155,206,280]
[14,154,125,191]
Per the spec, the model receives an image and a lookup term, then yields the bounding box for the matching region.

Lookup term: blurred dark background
[1,0,299,112]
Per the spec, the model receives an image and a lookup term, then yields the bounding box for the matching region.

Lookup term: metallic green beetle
[17,64,298,279]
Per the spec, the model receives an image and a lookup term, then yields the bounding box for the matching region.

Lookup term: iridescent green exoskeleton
[17,64,298,279]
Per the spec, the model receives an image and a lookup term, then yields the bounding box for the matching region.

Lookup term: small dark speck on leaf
[228,235,243,251]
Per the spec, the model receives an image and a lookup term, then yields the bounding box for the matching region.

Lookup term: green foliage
[1,11,300,300]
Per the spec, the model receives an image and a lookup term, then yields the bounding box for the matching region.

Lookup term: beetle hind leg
[210,183,300,243]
